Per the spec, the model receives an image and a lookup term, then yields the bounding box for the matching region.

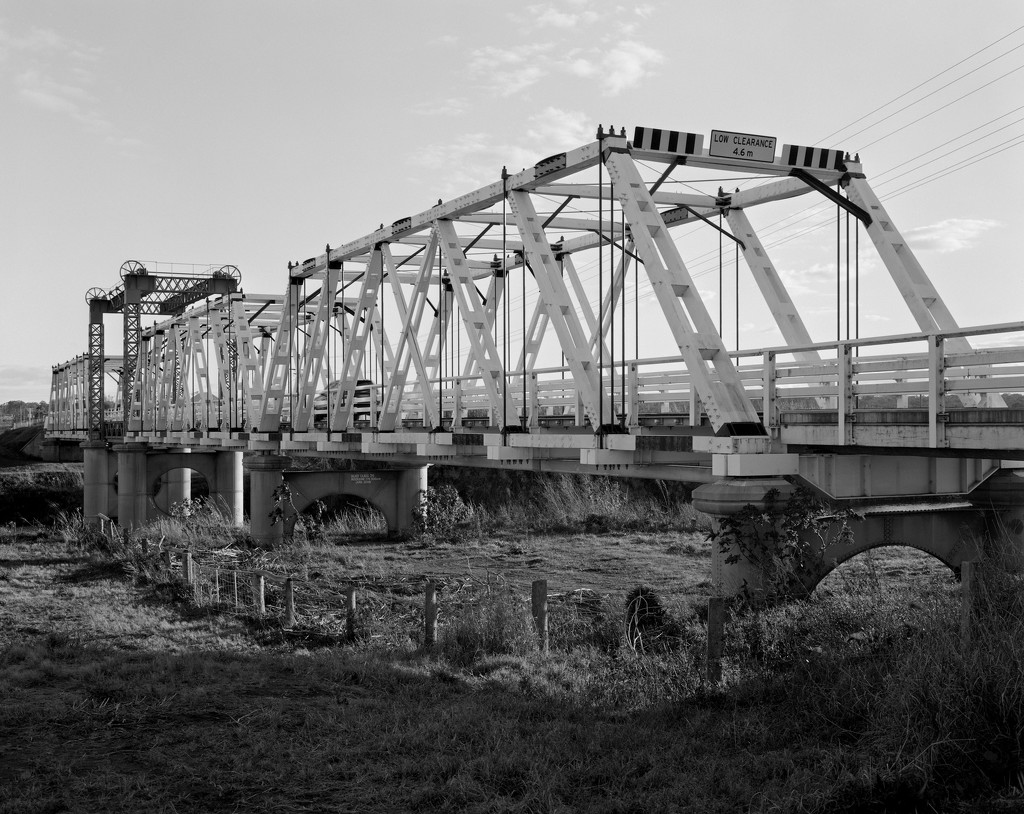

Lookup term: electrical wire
[819,24,1024,144]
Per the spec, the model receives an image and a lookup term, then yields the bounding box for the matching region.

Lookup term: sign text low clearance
[709,130,777,163]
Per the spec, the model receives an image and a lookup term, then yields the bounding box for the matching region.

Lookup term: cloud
[778,262,836,297]
[409,107,596,196]
[468,24,665,97]
[532,7,578,27]
[409,97,470,117]
[1,20,138,151]
[524,107,594,150]
[468,43,554,96]
[904,218,1000,253]
[604,40,664,94]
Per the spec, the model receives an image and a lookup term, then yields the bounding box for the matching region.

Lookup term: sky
[2,0,1023,403]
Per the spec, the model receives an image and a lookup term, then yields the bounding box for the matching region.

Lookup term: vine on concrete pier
[710,487,856,603]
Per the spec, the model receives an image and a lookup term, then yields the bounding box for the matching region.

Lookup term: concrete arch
[797,510,984,596]
[281,468,426,536]
[147,452,218,493]
[697,477,988,599]
[284,488,385,537]
[146,451,221,517]
[101,444,243,529]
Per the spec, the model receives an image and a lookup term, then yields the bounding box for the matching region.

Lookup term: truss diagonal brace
[436,219,512,425]
[603,148,764,437]
[508,190,607,427]
[790,169,872,226]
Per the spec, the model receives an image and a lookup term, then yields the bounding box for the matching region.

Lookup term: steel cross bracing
[49,125,1024,504]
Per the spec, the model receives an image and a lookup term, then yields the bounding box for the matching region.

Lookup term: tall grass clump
[439,584,535,667]
[147,497,251,550]
[717,534,1024,809]
[858,553,1024,802]
[52,509,107,550]
[533,475,705,533]
[456,470,706,534]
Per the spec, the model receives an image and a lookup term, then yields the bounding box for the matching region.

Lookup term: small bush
[413,485,473,542]
[624,586,676,653]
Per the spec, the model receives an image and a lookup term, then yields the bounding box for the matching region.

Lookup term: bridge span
[46,125,1024,596]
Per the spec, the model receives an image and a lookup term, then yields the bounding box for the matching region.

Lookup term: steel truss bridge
[46,125,1024,589]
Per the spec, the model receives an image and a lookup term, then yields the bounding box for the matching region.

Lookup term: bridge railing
[47,321,1024,445]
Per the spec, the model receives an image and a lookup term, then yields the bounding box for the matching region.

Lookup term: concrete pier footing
[82,439,427,545]
[213,450,244,525]
[82,440,115,525]
[692,477,796,599]
[247,454,290,548]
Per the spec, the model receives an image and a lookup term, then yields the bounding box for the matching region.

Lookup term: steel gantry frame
[49,125,1024,495]
[82,263,240,439]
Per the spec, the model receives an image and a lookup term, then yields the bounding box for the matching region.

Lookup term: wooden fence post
[707,596,726,682]
[531,579,548,654]
[161,549,172,570]
[252,573,266,615]
[346,586,357,641]
[424,581,438,647]
[961,560,975,648]
[181,552,200,603]
[284,578,296,628]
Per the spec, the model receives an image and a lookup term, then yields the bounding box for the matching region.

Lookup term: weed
[548,589,621,654]
[624,585,674,654]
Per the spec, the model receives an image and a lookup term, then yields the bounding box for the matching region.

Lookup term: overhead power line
[818,23,1024,145]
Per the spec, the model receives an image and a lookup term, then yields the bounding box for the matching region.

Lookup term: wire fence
[119,530,549,651]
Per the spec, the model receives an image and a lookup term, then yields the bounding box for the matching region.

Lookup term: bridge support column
[397,466,428,534]
[247,454,289,548]
[970,469,1024,566]
[82,441,115,526]
[154,452,191,515]
[212,450,244,526]
[115,443,150,530]
[692,477,796,599]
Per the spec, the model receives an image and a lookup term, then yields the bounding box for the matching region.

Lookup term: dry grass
[2,468,1023,811]
[0,464,83,525]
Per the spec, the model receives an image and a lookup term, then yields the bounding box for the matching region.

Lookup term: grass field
[1,463,1022,813]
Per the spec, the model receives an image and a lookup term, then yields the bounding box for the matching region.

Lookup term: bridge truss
[48,125,1024,507]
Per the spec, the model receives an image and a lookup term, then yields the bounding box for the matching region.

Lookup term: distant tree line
[0,401,48,425]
